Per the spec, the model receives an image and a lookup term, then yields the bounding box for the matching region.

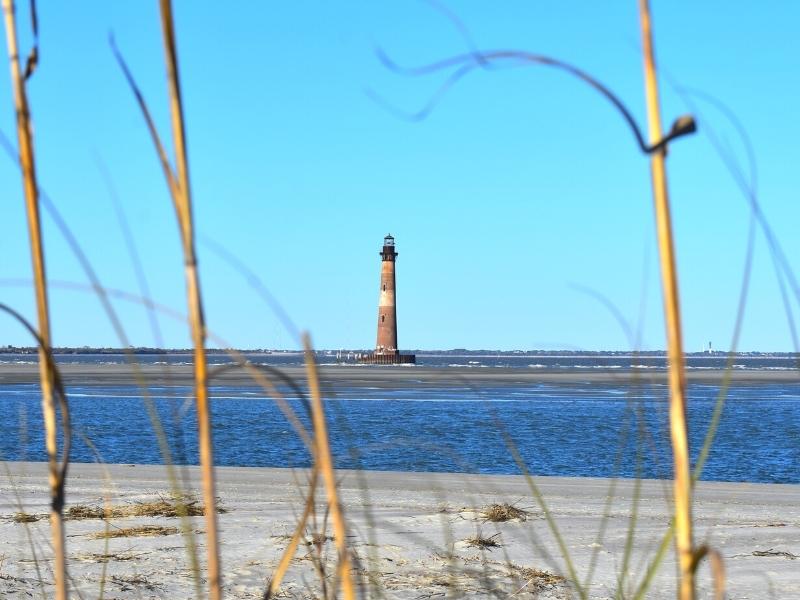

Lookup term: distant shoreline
[1,348,797,357]
[0,362,797,387]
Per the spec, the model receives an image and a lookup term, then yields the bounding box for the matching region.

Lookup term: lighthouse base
[358,352,416,365]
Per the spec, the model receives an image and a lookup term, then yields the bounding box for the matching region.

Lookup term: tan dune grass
[304,334,356,599]
[266,466,319,598]
[1,2,68,599]
[637,1,696,597]
[148,1,222,597]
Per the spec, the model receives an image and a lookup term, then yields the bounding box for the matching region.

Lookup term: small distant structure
[359,234,415,365]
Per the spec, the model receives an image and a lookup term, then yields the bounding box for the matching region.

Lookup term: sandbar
[1,362,797,388]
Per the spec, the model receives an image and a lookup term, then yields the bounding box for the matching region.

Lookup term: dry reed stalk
[691,545,726,600]
[2,118,204,591]
[1,2,67,599]
[637,1,694,598]
[154,1,220,597]
[267,466,319,598]
[303,334,356,599]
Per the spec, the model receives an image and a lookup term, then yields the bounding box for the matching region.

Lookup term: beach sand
[1,462,798,598]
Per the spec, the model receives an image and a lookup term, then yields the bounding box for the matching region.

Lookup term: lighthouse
[361,234,415,364]
[376,234,398,354]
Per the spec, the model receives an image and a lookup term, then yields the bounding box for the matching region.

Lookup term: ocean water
[0,353,798,483]
[1,351,798,371]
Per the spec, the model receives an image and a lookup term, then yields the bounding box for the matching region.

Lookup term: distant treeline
[0,346,274,355]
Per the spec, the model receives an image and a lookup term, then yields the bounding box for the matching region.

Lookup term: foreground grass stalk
[637,1,694,598]
[267,467,319,598]
[1,2,67,599]
[303,334,356,599]
[156,1,220,597]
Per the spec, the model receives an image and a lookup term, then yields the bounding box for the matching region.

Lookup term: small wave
[65,392,147,399]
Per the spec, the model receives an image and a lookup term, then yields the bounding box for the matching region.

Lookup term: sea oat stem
[1,1,67,598]
[304,334,356,599]
[637,1,694,598]
[156,1,221,597]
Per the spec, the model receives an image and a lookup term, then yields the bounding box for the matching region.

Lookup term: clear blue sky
[0,1,798,351]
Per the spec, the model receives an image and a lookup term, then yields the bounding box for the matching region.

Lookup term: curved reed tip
[374,46,404,74]
[671,114,697,138]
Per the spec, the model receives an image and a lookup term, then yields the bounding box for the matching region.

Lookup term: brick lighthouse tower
[376,234,398,354]
[362,234,415,364]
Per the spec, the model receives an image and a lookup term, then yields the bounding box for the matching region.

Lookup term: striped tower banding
[376,234,398,354]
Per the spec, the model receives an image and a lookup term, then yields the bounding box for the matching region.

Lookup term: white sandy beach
[1,462,798,598]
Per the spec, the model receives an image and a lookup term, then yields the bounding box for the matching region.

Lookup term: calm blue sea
[1,353,798,483]
[1,351,798,371]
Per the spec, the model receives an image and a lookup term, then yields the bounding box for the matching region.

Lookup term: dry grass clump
[481,503,529,522]
[463,533,502,549]
[110,573,161,592]
[90,525,179,539]
[66,505,106,520]
[74,552,143,563]
[12,512,44,523]
[67,493,224,520]
[133,496,204,517]
[511,564,565,587]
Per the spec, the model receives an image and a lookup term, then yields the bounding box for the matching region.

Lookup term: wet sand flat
[1,462,798,598]
[1,362,798,388]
